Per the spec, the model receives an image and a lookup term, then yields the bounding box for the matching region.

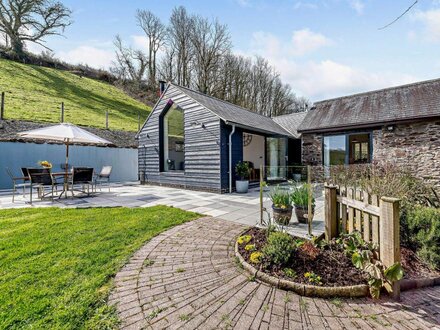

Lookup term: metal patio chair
[6,167,30,202]
[70,167,94,196]
[94,165,112,192]
[27,168,60,204]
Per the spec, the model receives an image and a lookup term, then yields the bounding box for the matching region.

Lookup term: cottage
[137,83,305,193]
[298,78,440,187]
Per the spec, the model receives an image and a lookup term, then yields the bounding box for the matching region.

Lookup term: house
[297,78,440,187]
[137,83,305,193]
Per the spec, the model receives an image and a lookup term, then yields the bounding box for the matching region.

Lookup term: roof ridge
[273,111,308,119]
[314,76,440,105]
[170,82,278,121]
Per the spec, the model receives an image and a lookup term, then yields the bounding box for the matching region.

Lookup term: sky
[25,0,440,101]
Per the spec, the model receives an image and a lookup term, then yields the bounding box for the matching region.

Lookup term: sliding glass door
[266,137,287,180]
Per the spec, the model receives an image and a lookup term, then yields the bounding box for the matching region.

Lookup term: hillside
[0,58,151,131]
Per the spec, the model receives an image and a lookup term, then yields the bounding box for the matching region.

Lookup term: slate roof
[0,120,137,148]
[272,112,308,138]
[172,84,292,137]
[299,78,440,133]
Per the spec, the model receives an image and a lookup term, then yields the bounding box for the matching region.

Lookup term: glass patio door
[266,137,287,180]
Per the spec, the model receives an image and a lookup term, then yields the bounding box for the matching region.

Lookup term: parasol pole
[64,138,70,198]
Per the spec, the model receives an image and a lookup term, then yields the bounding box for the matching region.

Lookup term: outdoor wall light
[191,121,205,129]
[387,125,394,131]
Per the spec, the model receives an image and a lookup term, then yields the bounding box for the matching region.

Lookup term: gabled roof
[272,112,308,138]
[299,78,440,133]
[171,83,292,137]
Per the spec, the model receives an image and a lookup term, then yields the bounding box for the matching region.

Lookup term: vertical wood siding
[138,85,222,192]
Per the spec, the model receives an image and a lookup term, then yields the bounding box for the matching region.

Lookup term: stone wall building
[296,78,440,189]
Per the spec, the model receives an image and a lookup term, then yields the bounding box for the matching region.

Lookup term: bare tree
[168,6,193,86]
[112,35,148,87]
[189,16,231,94]
[0,0,72,58]
[136,9,167,86]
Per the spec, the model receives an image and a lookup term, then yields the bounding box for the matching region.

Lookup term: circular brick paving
[109,217,440,330]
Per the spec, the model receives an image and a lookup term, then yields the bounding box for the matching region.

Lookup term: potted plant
[268,185,293,225]
[291,184,315,224]
[235,161,250,193]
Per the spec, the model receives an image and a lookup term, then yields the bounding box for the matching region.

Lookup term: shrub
[245,244,256,251]
[268,186,292,209]
[250,251,263,264]
[262,232,295,266]
[291,184,315,208]
[297,241,320,261]
[237,235,252,245]
[235,161,251,180]
[402,206,440,268]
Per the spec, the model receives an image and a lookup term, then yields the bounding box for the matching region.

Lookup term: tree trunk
[11,37,25,59]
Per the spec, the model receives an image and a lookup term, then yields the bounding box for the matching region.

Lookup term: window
[163,104,184,171]
[266,137,287,179]
[323,135,346,166]
[323,133,372,166]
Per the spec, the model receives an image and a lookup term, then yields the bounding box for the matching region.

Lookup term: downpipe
[229,124,236,193]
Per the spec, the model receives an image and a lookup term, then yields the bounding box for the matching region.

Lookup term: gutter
[228,123,236,193]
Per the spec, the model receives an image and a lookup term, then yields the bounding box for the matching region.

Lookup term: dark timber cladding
[138,84,222,192]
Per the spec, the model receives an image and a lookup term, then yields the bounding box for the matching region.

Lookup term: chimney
[158,80,166,96]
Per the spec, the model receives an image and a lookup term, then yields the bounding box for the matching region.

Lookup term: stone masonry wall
[301,119,440,190]
[373,120,440,190]
[302,133,322,166]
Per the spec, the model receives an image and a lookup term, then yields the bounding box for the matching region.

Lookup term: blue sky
[28,0,440,101]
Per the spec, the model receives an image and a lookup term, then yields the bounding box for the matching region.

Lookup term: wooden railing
[324,185,401,298]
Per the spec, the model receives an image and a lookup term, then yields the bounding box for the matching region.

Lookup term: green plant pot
[272,205,293,226]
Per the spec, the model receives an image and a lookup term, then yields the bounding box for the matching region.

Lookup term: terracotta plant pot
[294,205,315,224]
[272,205,293,226]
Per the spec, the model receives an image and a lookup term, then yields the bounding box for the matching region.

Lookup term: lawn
[0,58,151,131]
[0,206,199,329]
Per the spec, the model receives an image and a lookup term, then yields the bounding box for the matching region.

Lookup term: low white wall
[0,141,138,189]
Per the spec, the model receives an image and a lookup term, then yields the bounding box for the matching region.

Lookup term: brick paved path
[109,217,440,330]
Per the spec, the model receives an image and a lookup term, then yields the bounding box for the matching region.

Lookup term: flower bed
[236,227,440,298]
[239,228,367,287]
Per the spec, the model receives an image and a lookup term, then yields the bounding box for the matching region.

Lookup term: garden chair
[70,167,94,196]
[27,168,60,204]
[6,167,30,202]
[95,166,112,192]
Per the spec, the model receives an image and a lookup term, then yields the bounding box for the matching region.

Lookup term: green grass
[0,206,199,329]
[0,58,151,131]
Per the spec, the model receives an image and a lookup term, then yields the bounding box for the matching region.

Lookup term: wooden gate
[324,185,401,298]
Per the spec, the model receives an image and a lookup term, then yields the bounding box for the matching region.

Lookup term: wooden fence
[324,185,401,298]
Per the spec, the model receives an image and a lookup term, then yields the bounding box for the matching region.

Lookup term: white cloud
[251,29,333,58]
[57,46,115,69]
[347,0,364,15]
[236,0,251,7]
[412,9,440,42]
[131,35,149,53]
[293,1,319,10]
[290,28,333,56]
[245,31,418,100]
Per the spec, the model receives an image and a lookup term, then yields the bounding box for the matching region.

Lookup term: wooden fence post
[60,102,64,122]
[105,111,109,129]
[0,92,4,120]
[380,196,401,299]
[324,185,338,240]
[307,165,313,236]
[260,165,264,225]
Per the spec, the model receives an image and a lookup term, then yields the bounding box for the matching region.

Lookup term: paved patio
[0,182,325,237]
[109,217,440,330]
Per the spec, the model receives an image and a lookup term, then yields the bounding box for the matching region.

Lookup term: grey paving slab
[0,182,325,237]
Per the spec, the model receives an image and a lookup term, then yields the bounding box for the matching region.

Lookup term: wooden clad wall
[138,85,223,192]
